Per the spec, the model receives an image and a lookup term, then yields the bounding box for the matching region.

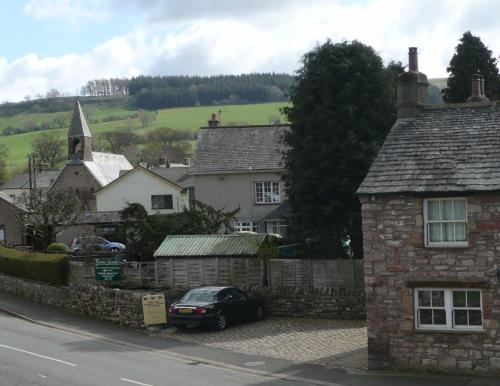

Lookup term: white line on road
[38,374,47,379]
[0,343,77,367]
[120,378,154,386]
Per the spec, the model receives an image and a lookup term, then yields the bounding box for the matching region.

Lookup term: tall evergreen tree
[283,40,397,258]
[0,144,8,185]
[442,31,500,103]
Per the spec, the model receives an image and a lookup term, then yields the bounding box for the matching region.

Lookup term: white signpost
[142,294,167,326]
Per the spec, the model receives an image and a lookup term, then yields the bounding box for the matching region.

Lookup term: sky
[1,0,500,102]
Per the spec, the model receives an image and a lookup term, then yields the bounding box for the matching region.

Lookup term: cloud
[23,0,109,26]
[5,0,500,102]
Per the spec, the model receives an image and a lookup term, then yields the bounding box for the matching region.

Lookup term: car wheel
[176,325,188,331]
[255,306,264,321]
[216,312,227,330]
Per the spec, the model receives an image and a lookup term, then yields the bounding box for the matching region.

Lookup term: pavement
[1,292,500,386]
[162,317,368,372]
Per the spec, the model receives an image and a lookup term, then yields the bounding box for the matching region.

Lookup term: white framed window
[255,181,280,204]
[266,220,287,236]
[414,288,483,330]
[423,198,467,247]
[234,220,259,233]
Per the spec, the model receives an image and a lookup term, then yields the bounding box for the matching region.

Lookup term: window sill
[414,329,486,335]
[425,243,468,248]
[254,202,281,205]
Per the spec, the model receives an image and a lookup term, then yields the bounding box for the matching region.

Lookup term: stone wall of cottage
[361,193,500,373]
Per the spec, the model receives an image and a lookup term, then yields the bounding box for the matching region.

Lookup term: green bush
[47,243,70,254]
[0,247,69,285]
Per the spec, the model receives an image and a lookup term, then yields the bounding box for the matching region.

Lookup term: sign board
[95,258,122,281]
[142,294,167,326]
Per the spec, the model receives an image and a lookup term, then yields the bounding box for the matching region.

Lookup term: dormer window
[423,198,467,247]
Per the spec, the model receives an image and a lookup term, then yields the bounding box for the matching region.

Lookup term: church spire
[68,100,93,162]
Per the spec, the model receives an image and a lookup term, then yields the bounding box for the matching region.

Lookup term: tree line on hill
[80,73,294,109]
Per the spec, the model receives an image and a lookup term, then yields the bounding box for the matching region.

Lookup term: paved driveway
[162,317,368,372]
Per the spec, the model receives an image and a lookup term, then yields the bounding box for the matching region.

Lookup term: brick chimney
[467,74,489,102]
[397,47,429,119]
[208,113,219,127]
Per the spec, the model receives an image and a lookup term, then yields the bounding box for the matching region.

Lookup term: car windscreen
[180,289,218,302]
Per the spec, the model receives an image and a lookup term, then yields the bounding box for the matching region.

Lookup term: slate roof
[1,170,61,190]
[149,166,192,188]
[358,102,500,194]
[190,125,289,175]
[154,234,268,258]
[81,152,133,187]
[0,191,26,211]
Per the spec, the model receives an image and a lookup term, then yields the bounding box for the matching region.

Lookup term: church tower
[68,101,93,162]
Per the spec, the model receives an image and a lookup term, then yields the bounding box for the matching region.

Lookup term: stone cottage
[358,47,500,373]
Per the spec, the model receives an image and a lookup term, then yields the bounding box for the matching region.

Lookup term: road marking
[120,378,154,386]
[38,374,47,379]
[0,343,77,367]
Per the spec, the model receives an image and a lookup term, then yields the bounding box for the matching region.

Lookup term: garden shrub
[47,243,70,254]
[0,247,69,285]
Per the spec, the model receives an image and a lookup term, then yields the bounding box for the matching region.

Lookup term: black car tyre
[255,306,264,321]
[176,325,188,331]
[216,312,227,330]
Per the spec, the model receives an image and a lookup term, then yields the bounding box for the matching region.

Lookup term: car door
[224,288,248,322]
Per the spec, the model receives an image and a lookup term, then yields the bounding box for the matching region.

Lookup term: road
[0,312,295,386]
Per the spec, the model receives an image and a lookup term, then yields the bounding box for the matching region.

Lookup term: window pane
[442,222,454,242]
[432,291,444,307]
[468,310,482,326]
[433,309,446,325]
[443,200,453,220]
[455,222,467,241]
[453,291,466,307]
[418,290,431,307]
[428,201,440,220]
[467,291,481,307]
[419,309,432,324]
[454,310,468,325]
[429,223,442,242]
[453,200,466,220]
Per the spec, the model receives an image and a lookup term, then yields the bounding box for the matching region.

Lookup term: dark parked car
[70,236,126,252]
[168,286,264,330]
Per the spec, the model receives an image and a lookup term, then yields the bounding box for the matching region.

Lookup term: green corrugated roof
[153,234,267,257]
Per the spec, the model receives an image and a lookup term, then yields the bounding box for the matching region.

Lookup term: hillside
[0,101,288,170]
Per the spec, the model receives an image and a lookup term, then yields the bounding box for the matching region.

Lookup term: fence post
[154,260,159,288]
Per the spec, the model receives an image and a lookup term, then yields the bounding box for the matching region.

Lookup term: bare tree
[31,132,66,168]
[138,110,156,127]
[13,188,82,251]
[46,89,61,98]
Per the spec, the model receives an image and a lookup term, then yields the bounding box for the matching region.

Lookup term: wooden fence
[69,257,363,289]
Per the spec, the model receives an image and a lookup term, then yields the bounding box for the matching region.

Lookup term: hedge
[0,247,69,286]
[47,243,70,254]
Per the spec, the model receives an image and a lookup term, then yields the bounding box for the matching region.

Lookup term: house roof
[149,166,192,188]
[154,234,268,258]
[190,125,289,175]
[358,102,500,194]
[80,151,133,187]
[96,166,183,194]
[68,101,91,138]
[0,191,26,211]
[1,170,61,190]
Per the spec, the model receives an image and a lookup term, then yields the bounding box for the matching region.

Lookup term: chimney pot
[480,75,485,96]
[467,74,489,102]
[408,47,418,72]
[208,113,220,127]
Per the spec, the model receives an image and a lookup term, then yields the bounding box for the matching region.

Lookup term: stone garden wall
[0,272,365,329]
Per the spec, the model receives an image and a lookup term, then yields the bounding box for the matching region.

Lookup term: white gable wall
[96,169,188,214]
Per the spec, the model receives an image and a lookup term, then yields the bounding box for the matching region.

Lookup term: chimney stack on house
[208,113,219,127]
[397,47,429,119]
[467,73,489,102]
[158,155,170,168]
[38,160,49,173]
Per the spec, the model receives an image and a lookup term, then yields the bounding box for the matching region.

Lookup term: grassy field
[0,102,289,170]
